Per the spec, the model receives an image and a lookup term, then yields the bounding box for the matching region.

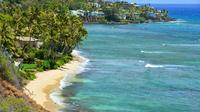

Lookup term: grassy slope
[0,79,49,112]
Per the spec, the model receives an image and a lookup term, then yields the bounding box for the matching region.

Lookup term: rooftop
[16,36,38,42]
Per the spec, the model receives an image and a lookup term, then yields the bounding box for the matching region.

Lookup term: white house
[88,11,105,17]
[16,36,42,48]
[71,10,85,16]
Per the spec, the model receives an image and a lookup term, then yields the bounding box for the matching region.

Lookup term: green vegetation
[0,97,30,112]
[0,0,87,81]
[0,53,13,82]
[0,0,87,111]
[0,47,22,87]
[66,0,173,23]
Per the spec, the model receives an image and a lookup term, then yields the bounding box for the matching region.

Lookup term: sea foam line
[50,50,90,109]
[140,50,173,54]
[162,43,200,47]
[169,19,187,24]
[145,64,164,68]
[60,50,90,89]
[145,63,187,68]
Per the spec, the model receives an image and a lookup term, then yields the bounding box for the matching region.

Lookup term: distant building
[71,10,85,16]
[118,14,127,20]
[91,2,101,8]
[147,12,156,17]
[86,11,105,17]
[16,36,42,48]
[83,11,105,23]
[116,13,129,20]
[92,11,105,17]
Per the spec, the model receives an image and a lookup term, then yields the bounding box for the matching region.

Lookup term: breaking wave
[50,50,90,110]
[145,63,187,68]
[141,50,173,54]
[145,64,164,68]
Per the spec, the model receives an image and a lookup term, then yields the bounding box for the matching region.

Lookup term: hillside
[0,79,49,112]
[67,0,173,24]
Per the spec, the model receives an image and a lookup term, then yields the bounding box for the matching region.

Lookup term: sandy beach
[24,51,87,112]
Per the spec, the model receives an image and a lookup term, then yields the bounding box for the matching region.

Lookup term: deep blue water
[61,5,200,112]
[153,4,200,24]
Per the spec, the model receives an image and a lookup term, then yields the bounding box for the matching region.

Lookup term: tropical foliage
[0,97,30,112]
[0,0,87,80]
[66,0,172,23]
[0,1,87,111]
[0,47,22,87]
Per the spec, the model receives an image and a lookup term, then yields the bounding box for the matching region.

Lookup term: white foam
[60,80,73,90]
[72,50,90,65]
[169,19,187,24]
[50,50,89,110]
[164,44,200,47]
[58,50,89,89]
[140,50,145,53]
[145,63,187,69]
[140,50,173,54]
[50,90,65,106]
[138,60,145,63]
[162,43,166,46]
[145,64,164,68]
[163,64,186,68]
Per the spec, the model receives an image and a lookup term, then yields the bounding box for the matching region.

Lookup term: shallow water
[60,4,200,112]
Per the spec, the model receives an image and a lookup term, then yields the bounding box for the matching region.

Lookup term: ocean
[57,4,200,112]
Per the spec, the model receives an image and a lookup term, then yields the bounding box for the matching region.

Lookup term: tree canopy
[0,0,87,81]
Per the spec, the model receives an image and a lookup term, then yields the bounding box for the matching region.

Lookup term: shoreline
[24,51,88,112]
[84,18,175,25]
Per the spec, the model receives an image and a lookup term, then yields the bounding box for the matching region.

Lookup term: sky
[127,0,200,4]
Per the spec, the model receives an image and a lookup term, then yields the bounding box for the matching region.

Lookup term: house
[16,36,42,48]
[71,10,85,16]
[116,13,128,20]
[84,11,105,22]
[147,12,156,18]
[91,2,101,8]
[118,14,127,20]
[87,11,105,17]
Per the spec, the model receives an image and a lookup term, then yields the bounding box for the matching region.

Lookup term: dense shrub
[26,72,36,80]
[23,54,35,64]
[48,60,57,69]
[54,54,72,68]
[0,97,31,112]
[35,49,48,60]
[20,64,37,70]
[62,55,72,63]
[18,70,36,80]
[22,48,37,64]
[0,55,12,81]
[18,64,37,80]
[0,50,22,87]
[56,60,65,67]
[37,60,51,70]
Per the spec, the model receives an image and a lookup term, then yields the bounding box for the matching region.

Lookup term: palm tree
[0,13,18,57]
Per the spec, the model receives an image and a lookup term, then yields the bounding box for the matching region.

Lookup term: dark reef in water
[59,81,94,112]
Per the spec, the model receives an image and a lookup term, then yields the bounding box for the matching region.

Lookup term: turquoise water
[61,5,200,112]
